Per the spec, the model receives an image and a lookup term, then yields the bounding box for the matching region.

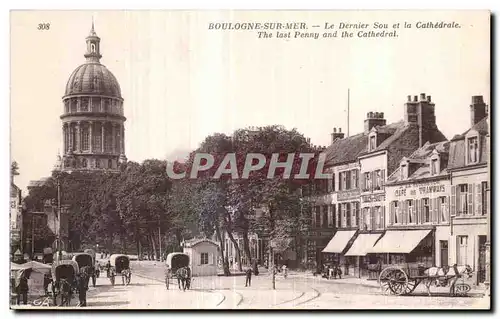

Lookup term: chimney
[331,127,345,143]
[470,95,487,126]
[404,93,437,147]
[364,112,387,133]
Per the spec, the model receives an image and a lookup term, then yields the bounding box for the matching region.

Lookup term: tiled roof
[387,141,450,184]
[10,183,20,198]
[448,117,489,169]
[323,132,368,167]
[374,121,407,151]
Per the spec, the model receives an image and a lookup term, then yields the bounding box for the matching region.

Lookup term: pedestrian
[245,267,252,287]
[16,270,29,305]
[105,260,111,277]
[77,272,88,307]
[43,274,52,296]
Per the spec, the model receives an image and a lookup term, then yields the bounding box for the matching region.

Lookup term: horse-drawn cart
[109,254,131,286]
[378,263,474,296]
[72,253,97,287]
[51,260,79,306]
[165,252,191,290]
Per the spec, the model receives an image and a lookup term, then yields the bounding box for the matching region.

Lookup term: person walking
[245,267,253,287]
[77,272,89,307]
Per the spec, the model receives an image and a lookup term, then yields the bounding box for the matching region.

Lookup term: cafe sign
[393,181,448,198]
[362,194,385,203]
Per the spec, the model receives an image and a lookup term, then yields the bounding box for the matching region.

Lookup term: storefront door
[457,236,468,266]
[440,240,448,267]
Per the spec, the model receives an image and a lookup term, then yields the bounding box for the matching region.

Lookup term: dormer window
[369,135,376,151]
[430,151,440,176]
[467,136,479,164]
[400,163,408,180]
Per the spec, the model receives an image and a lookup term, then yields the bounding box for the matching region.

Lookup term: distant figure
[245,267,253,287]
[16,272,29,305]
[106,260,111,277]
[282,264,288,278]
[43,274,52,295]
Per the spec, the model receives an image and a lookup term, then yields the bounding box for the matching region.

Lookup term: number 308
[38,23,50,30]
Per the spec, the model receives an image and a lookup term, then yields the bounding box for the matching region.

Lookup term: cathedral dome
[64,63,121,98]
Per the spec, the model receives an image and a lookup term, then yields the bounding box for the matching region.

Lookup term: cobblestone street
[20,260,485,309]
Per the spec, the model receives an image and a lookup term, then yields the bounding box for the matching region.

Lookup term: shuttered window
[422,198,430,223]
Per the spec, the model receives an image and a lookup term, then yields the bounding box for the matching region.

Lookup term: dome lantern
[84,20,102,63]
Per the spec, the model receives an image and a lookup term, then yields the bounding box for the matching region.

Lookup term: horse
[175,267,189,291]
[423,264,473,296]
[121,269,131,286]
[58,278,73,306]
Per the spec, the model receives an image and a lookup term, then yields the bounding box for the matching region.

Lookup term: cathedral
[57,22,127,172]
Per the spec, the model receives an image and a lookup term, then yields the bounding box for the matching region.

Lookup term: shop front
[369,229,435,268]
[322,230,357,274]
[344,232,384,279]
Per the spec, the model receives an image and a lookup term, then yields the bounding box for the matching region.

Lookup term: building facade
[59,22,127,172]
[447,96,489,285]
[383,141,451,268]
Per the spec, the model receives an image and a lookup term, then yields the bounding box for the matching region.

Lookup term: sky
[10,10,490,193]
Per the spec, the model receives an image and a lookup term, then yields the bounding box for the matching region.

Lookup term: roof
[453,116,489,140]
[323,132,368,166]
[387,140,450,184]
[448,117,489,169]
[10,183,20,198]
[64,63,122,98]
[373,121,407,151]
[183,238,219,248]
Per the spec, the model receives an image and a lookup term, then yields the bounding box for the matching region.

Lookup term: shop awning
[344,233,383,256]
[369,229,432,254]
[322,230,357,253]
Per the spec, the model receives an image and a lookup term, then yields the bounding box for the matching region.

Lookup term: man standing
[16,271,29,305]
[245,267,253,287]
[77,272,88,307]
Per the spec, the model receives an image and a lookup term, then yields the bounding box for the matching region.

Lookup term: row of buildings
[303,93,489,285]
[221,93,489,287]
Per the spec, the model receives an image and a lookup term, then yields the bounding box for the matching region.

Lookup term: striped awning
[344,233,383,256]
[369,229,432,254]
[322,230,357,253]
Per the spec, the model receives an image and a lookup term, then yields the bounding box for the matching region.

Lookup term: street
[18,261,488,309]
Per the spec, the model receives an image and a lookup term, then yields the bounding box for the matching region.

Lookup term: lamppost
[31,211,46,259]
[56,177,62,261]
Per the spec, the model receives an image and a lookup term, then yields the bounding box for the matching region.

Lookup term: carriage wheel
[379,266,409,296]
[404,279,418,294]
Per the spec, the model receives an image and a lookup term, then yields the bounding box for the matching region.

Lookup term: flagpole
[347,89,350,137]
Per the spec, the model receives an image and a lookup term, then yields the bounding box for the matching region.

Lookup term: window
[315,206,321,228]
[91,43,96,52]
[351,202,358,227]
[341,204,347,228]
[400,164,408,180]
[81,98,89,112]
[322,205,328,227]
[364,172,371,191]
[458,184,468,215]
[407,199,415,223]
[457,236,468,266]
[108,159,113,169]
[332,174,336,192]
[363,207,370,230]
[95,159,101,168]
[439,196,448,222]
[374,170,381,190]
[467,137,479,164]
[328,205,334,227]
[369,135,376,151]
[481,181,488,215]
[422,198,430,223]
[200,252,209,265]
[340,172,347,190]
[375,206,383,229]
[391,201,399,224]
[352,170,358,188]
[431,158,439,175]
[82,126,90,151]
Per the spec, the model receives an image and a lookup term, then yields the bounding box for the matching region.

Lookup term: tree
[11,161,20,182]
